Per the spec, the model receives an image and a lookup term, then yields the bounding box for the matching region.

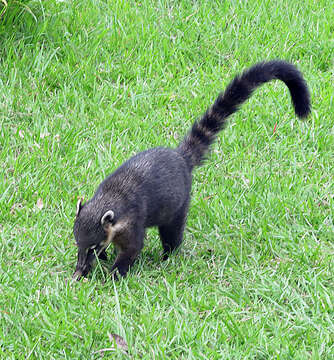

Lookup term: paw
[162,251,171,261]
[110,270,119,281]
[98,250,108,261]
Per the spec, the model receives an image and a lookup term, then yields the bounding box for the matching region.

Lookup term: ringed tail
[178,60,311,169]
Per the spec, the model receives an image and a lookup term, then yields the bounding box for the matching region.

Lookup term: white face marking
[97,225,114,255]
[95,219,128,256]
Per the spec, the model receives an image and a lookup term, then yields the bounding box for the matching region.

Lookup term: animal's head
[72,198,115,280]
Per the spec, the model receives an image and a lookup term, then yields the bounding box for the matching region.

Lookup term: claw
[72,270,82,281]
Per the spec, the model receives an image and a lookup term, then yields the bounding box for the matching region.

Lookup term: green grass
[0,0,333,358]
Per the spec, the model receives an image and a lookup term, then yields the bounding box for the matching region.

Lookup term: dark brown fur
[73,60,310,280]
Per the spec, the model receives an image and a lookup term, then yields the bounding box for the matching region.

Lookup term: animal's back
[99,147,191,226]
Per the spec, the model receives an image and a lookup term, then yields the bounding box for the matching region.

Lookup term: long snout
[73,248,89,281]
[73,247,99,280]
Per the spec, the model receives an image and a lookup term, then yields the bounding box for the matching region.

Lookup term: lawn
[0,0,333,358]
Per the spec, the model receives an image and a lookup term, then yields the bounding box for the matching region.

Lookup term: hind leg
[159,203,189,260]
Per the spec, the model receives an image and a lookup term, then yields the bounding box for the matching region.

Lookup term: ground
[0,0,333,358]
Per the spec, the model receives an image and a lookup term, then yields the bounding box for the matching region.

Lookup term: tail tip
[295,99,311,119]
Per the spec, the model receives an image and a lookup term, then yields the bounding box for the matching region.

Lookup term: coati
[73,60,310,280]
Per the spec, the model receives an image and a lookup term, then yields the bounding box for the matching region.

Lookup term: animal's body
[73,60,310,280]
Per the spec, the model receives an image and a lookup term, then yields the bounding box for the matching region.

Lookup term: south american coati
[73,60,310,280]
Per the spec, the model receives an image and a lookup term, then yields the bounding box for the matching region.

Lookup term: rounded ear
[101,210,114,229]
[76,198,84,216]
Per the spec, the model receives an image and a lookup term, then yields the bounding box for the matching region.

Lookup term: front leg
[111,227,144,278]
[110,249,140,277]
